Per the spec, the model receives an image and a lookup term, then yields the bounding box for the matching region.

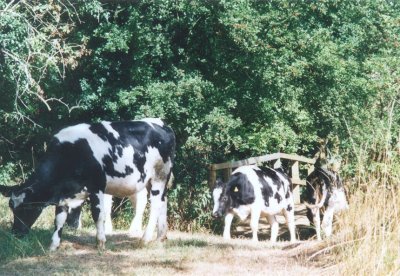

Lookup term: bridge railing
[208,152,316,204]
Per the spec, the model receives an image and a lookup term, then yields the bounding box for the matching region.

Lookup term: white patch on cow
[233,205,251,221]
[11,192,26,209]
[212,187,223,214]
[95,191,106,249]
[50,209,68,251]
[112,145,135,173]
[101,121,120,139]
[141,118,164,127]
[59,189,88,208]
[330,188,348,211]
[103,194,113,235]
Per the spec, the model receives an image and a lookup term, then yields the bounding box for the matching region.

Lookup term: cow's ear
[0,185,18,197]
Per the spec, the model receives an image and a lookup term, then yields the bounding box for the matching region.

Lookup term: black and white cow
[212,165,296,243]
[0,118,175,250]
[304,167,348,240]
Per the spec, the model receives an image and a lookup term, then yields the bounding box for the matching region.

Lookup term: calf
[212,165,296,243]
[0,118,175,250]
[304,167,348,240]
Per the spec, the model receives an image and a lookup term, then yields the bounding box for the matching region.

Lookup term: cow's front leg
[90,191,106,249]
[129,188,147,238]
[321,207,335,238]
[223,212,234,240]
[143,182,166,242]
[103,194,113,235]
[267,214,279,243]
[313,207,322,241]
[50,206,68,251]
[250,208,261,242]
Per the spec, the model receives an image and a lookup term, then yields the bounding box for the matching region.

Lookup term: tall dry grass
[332,115,400,274]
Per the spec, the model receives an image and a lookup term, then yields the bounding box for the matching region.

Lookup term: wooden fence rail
[208,152,316,204]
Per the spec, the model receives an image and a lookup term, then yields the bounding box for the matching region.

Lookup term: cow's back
[53,119,175,197]
[231,165,293,215]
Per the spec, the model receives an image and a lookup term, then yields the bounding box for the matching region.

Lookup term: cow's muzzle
[212,211,222,218]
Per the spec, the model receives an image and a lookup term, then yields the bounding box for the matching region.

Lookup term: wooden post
[222,167,232,182]
[208,165,216,189]
[291,161,300,204]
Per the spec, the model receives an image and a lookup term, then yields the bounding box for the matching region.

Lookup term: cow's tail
[304,188,328,210]
[167,172,174,188]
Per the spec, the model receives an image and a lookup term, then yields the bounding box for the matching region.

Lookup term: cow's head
[212,179,231,218]
[0,184,43,237]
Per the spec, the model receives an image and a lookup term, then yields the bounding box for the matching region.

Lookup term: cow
[0,118,175,251]
[304,167,348,240]
[212,165,296,243]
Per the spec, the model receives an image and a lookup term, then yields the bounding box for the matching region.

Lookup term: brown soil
[0,205,340,275]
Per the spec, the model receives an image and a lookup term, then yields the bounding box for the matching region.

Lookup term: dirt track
[0,205,338,275]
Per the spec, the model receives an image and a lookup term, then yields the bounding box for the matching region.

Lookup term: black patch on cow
[161,187,167,202]
[253,169,273,207]
[287,204,293,212]
[133,151,147,182]
[285,188,291,199]
[89,123,119,145]
[274,192,282,203]
[305,167,341,209]
[227,172,255,207]
[258,166,284,190]
[89,194,101,223]
[151,190,160,196]
[66,205,82,229]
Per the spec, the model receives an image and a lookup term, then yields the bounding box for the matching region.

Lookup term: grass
[331,174,400,275]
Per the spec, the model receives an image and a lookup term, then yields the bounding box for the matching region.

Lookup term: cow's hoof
[49,244,59,251]
[156,235,168,242]
[97,240,106,250]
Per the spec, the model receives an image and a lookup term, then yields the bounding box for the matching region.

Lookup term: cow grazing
[304,167,348,240]
[0,118,175,251]
[212,165,296,243]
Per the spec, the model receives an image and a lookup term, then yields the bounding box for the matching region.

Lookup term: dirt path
[0,205,338,275]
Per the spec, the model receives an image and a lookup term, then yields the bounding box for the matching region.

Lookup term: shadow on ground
[232,204,316,242]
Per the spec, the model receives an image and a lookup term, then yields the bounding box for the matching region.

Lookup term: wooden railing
[208,152,316,204]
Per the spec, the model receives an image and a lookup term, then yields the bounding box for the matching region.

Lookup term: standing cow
[304,167,348,240]
[212,165,296,243]
[0,118,175,251]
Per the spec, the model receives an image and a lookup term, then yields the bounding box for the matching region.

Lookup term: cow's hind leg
[266,214,279,243]
[129,188,147,238]
[90,191,107,249]
[250,208,261,242]
[282,206,296,242]
[50,206,68,251]
[143,180,166,242]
